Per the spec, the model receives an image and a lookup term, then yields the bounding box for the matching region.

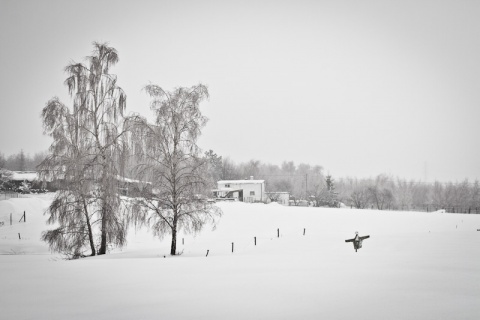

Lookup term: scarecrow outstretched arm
[345,239,355,242]
[359,235,370,240]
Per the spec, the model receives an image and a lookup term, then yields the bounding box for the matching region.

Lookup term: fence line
[0,192,31,201]
[0,192,19,201]
[0,211,27,228]
[393,205,479,214]
[348,204,480,214]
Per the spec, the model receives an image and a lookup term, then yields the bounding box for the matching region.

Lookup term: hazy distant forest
[1,149,479,213]
[0,150,47,172]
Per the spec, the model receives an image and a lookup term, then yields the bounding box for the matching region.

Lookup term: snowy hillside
[1,196,479,320]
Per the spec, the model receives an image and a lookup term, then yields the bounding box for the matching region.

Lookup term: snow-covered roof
[212,188,243,192]
[218,180,265,184]
[10,171,38,181]
[116,175,152,185]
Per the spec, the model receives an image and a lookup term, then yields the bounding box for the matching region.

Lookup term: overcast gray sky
[1,0,479,182]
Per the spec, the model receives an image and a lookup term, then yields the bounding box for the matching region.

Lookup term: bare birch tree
[39,98,97,257]
[131,84,221,255]
[39,42,130,256]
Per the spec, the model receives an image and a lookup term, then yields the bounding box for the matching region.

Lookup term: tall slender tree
[40,97,97,257]
[40,42,130,257]
[131,84,221,255]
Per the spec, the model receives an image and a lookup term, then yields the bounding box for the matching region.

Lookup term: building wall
[218,180,265,202]
[278,193,290,205]
[276,193,290,205]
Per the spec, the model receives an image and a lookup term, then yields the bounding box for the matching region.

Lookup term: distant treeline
[0,150,47,171]
[335,175,480,213]
[209,157,480,212]
[1,150,479,212]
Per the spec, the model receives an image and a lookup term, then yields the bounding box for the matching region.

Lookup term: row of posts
[0,211,26,227]
[202,228,307,256]
[0,211,26,239]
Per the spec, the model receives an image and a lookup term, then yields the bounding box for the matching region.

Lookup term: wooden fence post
[277,228,279,238]
[232,242,234,253]
[303,228,306,236]
[10,213,12,226]
[206,250,209,257]
[254,237,256,246]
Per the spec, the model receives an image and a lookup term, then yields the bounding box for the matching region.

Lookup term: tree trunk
[170,226,177,255]
[83,199,96,256]
[98,163,108,255]
[87,220,96,256]
[99,223,107,254]
[99,204,107,255]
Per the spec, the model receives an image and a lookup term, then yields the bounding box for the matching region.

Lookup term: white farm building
[9,171,38,182]
[214,179,266,203]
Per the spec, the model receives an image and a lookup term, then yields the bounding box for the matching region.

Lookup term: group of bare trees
[0,150,47,172]
[38,42,220,258]
[336,175,480,212]
[208,157,480,212]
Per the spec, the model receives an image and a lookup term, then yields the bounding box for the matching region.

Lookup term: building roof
[218,180,265,184]
[212,188,243,192]
[265,191,290,194]
[116,175,151,185]
[10,171,38,181]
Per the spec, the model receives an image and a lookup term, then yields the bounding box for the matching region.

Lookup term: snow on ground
[1,196,479,320]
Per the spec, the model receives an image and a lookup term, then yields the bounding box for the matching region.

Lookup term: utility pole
[305,173,308,200]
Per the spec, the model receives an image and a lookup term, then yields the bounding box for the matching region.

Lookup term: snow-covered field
[1,195,479,320]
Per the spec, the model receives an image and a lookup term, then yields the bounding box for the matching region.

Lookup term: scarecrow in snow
[345,232,370,252]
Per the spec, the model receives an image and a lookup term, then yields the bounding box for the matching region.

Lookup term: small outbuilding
[265,192,290,205]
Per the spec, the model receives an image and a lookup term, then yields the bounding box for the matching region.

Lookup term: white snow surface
[1,196,479,320]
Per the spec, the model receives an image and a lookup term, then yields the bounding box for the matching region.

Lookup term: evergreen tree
[323,175,339,207]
